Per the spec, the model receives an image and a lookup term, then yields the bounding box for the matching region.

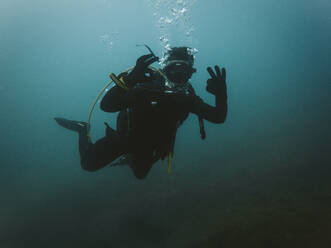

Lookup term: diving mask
[164,60,195,84]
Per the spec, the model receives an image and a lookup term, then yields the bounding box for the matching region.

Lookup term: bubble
[149,0,197,51]
[185,27,194,37]
[159,35,169,43]
[165,43,171,50]
[99,32,119,52]
[159,16,174,25]
[188,47,199,55]
[100,34,110,42]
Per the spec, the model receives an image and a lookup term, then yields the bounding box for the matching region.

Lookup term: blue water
[1,0,331,247]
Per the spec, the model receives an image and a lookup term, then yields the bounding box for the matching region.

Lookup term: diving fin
[54,117,88,134]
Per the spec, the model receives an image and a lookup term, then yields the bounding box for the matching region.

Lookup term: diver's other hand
[136,53,159,71]
[125,54,159,88]
[206,66,227,97]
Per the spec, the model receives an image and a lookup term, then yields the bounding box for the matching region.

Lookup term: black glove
[206,66,227,97]
[125,54,159,88]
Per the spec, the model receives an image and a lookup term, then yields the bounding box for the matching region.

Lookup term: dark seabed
[1,0,331,247]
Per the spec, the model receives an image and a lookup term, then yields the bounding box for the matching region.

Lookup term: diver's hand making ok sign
[206,66,227,97]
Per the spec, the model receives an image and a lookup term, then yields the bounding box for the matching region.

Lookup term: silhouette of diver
[55,47,227,179]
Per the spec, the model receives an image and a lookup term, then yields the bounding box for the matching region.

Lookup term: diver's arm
[190,66,227,123]
[193,93,227,123]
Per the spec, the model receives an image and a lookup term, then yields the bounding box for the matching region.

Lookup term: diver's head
[163,47,197,84]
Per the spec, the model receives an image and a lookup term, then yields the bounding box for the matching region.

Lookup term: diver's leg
[82,130,128,171]
[55,117,128,171]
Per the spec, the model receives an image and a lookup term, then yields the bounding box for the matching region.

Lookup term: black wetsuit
[79,72,227,179]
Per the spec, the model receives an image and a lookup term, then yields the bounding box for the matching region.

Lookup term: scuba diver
[55,46,227,179]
